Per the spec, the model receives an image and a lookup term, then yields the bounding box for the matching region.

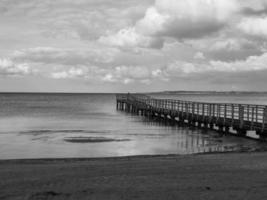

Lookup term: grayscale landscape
[1,0,267,199]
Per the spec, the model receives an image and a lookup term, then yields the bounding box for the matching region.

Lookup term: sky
[1,0,267,92]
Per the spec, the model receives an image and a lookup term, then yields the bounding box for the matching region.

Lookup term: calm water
[0,93,267,159]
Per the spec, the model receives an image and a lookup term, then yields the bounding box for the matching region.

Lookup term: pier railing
[116,93,267,136]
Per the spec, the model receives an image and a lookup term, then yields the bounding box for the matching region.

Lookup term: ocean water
[0,93,266,159]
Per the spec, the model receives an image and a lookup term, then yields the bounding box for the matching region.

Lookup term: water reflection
[136,115,267,155]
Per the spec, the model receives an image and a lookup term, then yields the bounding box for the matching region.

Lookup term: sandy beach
[1,152,267,200]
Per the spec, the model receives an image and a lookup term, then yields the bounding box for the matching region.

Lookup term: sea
[0,92,267,159]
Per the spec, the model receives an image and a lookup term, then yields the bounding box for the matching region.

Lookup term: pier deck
[116,93,267,139]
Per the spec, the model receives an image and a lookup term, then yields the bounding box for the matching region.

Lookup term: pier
[116,93,267,140]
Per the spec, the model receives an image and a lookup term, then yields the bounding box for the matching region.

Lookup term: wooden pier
[116,93,267,140]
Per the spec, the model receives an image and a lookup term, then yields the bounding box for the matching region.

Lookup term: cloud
[5,45,267,85]
[210,53,267,72]
[51,65,155,84]
[2,0,267,92]
[0,58,32,76]
[242,7,267,16]
[12,46,118,65]
[0,0,153,41]
[139,0,237,38]
[98,27,164,49]
[152,52,267,81]
[100,0,238,49]
[194,52,205,60]
[240,0,267,16]
[238,17,267,37]
[51,67,87,79]
[188,36,264,61]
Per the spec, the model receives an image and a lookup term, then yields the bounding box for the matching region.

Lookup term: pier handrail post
[239,105,244,130]
[231,104,234,125]
[208,104,212,123]
[127,92,130,100]
[247,105,250,121]
[224,104,227,125]
[251,107,255,129]
[262,106,267,132]
[202,103,205,117]
[256,105,258,122]
[186,102,189,119]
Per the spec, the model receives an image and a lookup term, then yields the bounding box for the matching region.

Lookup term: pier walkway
[116,93,267,139]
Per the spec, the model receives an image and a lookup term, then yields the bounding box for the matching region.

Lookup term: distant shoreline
[149,91,267,95]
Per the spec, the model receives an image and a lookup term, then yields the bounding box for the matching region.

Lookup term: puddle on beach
[63,136,130,143]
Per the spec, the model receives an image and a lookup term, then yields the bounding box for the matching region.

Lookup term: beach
[1,152,267,200]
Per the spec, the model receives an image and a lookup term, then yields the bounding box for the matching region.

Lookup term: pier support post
[237,129,246,136]
[141,110,144,116]
[225,126,230,134]
[259,133,267,141]
[190,121,196,127]
[173,116,177,124]
[239,105,244,130]
[209,123,214,130]
[164,114,168,122]
[218,126,224,133]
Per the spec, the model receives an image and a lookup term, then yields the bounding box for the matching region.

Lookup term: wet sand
[1,152,267,200]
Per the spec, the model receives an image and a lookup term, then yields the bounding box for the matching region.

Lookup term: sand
[1,152,267,200]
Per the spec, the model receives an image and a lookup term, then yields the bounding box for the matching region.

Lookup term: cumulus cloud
[210,53,267,72]
[210,39,243,51]
[162,52,267,78]
[98,27,164,49]
[0,0,153,41]
[51,65,155,84]
[13,46,118,65]
[139,0,237,38]
[100,0,238,49]
[51,67,88,79]
[240,0,267,16]
[188,36,264,61]
[194,52,205,60]
[238,17,267,37]
[50,52,267,83]
[0,58,32,76]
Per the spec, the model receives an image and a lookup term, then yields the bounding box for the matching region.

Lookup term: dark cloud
[159,20,224,40]
[242,7,267,16]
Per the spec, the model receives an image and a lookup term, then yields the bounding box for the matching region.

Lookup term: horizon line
[1,90,267,94]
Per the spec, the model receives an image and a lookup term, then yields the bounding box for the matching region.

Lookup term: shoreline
[0,147,265,162]
[0,150,260,163]
[1,151,267,199]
